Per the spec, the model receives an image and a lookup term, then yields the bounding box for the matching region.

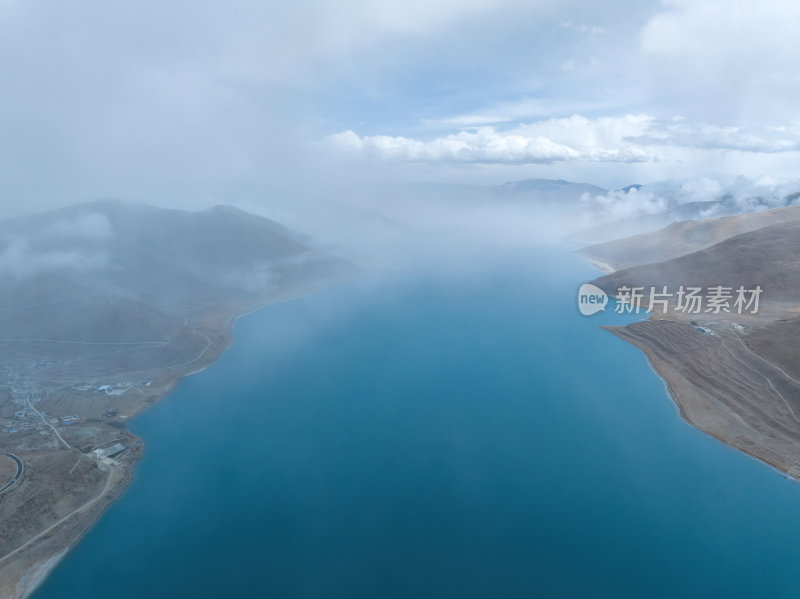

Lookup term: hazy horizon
[2,0,800,233]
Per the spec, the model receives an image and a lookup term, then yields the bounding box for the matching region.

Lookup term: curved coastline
[1,285,326,599]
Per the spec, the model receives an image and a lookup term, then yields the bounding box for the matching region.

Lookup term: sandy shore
[582,257,616,274]
[10,551,66,599]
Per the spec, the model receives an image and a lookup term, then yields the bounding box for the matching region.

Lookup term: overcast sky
[1,0,799,217]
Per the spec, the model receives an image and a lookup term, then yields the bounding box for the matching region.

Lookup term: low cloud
[42,213,114,242]
[0,237,109,279]
[580,176,800,222]
[0,212,114,279]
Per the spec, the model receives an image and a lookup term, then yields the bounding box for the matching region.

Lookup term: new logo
[577,283,608,316]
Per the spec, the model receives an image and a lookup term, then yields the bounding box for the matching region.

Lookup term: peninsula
[581,207,800,477]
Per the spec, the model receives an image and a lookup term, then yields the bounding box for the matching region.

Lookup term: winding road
[0,452,23,495]
[730,328,800,387]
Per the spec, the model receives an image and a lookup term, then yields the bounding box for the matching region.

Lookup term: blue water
[34,253,800,598]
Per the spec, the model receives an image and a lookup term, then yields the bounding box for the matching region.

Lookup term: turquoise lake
[34,251,800,598]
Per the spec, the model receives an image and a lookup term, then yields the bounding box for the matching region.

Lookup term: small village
[0,377,152,436]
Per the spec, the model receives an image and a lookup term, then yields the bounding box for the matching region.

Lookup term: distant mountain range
[494,178,607,201]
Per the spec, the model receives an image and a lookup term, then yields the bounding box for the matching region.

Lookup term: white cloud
[329,129,582,163]
[581,176,800,221]
[1,0,799,214]
[330,113,800,167]
[0,212,113,278]
[329,115,654,164]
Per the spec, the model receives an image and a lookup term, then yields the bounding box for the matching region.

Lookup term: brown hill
[592,219,800,305]
[580,205,800,272]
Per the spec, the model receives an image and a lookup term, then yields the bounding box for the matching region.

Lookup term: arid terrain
[580,206,800,271]
[582,207,800,479]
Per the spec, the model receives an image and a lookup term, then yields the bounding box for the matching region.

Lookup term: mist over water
[33,245,800,599]
[5,1,800,596]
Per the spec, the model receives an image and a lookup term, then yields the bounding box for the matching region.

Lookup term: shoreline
[15,550,66,599]
[2,447,140,599]
[601,321,800,481]
[3,282,333,599]
[582,257,800,483]
[611,327,797,481]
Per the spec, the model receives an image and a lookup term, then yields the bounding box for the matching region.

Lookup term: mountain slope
[0,199,351,354]
[580,205,800,271]
[592,219,800,304]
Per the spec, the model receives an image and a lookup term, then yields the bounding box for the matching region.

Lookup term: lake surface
[35,252,800,598]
